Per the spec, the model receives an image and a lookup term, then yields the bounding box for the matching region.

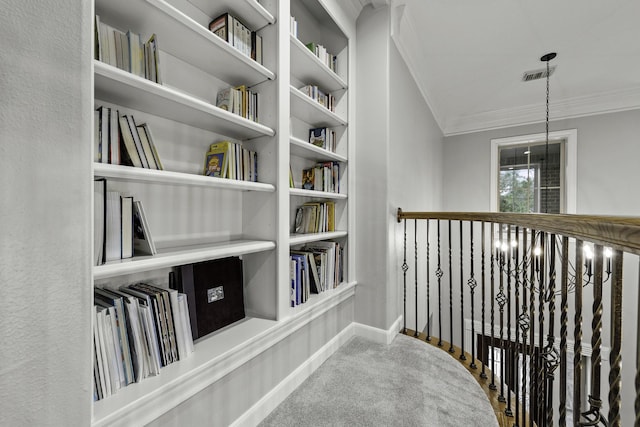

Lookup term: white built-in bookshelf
[90,0,354,424]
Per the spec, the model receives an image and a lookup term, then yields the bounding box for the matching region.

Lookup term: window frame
[490,129,577,214]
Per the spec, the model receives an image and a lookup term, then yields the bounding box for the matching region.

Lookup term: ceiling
[382,0,640,136]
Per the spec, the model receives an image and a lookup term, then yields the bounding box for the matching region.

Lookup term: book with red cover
[172,257,245,340]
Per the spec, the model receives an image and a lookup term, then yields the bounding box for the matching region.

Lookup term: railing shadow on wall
[396,209,640,427]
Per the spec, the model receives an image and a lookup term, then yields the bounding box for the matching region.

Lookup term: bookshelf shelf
[94,163,275,192]
[93,239,276,280]
[290,86,347,127]
[289,188,347,200]
[289,231,348,246]
[290,136,347,162]
[187,0,276,30]
[96,0,275,86]
[95,61,275,139]
[290,35,347,92]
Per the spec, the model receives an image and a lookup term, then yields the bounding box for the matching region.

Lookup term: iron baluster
[481,222,487,379]
[469,221,478,369]
[426,220,431,342]
[581,244,605,426]
[449,220,454,353]
[437,220,443,347]
[608,250,623,427]
[414,220,419,337]
[498,224,507,403]
[544,235,559,427]
[505,225,514,417]
[537,232,546,425]
[460,221,466,360]
[490,222,497,391]
[402,219,408,334]
[530,229,537,427]
[560,236,569,426]
[574,240,584,427]
[514,226,521,426]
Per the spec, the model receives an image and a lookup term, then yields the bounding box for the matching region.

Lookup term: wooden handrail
[397,208,640,256]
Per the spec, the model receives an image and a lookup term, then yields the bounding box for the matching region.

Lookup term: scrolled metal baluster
[537,232,547,426]
[497,224,507,403]
[530,229,537,427]
[460,221,466,360]
[468,221,478,369]
[490,222,497,391]
[426,220,431,342]
[414,219,419,338]
[544,234,559,427]
[608,249,623,427]
[636,257,640,427]
[519,228,530,427]
[574,240,584,427]
[449,220,454,353]
[480,222,487,379]
[402,219,408,334]
[437,220,443,347]
[514,226,521,426]
[581,244,606,427]
[560,236,569,427]
[505,225,513,417]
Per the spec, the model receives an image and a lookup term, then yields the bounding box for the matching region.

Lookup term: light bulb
[534,246,542,256]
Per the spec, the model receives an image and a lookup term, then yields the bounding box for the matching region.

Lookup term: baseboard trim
[352,315,403,345]
[231,324,356,427]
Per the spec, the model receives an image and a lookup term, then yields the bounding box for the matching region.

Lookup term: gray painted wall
[356,5,444,331]
[0,0,93,425]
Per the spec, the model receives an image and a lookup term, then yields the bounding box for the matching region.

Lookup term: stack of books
[216,85,259,123]
[289,241,343,307]
[305,42,337,73]
[203,140,258,182]
[94,16,162,83]
[94,181,156,266]
[309,127,337,153]
[209,12,263,64]
[301,161,340,193]
[93,283,194,401]
[94,106,163,170]
[300,84,335,112]
[293,201,336,234]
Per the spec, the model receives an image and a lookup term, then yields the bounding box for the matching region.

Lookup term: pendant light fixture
[540,52,556,214]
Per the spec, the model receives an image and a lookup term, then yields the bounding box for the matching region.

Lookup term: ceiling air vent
[522,65,556,82]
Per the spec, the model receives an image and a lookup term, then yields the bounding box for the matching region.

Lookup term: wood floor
[402,329,536,427]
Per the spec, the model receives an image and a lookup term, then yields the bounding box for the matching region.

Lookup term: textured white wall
[0,1,93,425]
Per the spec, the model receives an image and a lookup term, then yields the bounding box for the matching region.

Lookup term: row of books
[94,181,156,266]
[289,241,343,307]
[309,127,337,153]
[93,283,194,401]
[300,84,336,113]
[95,106,164,170]
[290,15,298,39]
[94,16,162,84]
[216,84,259,123]
[209,12,263,65]
[204,141,258,182]
[305,42,337,73]
[293,201,336,234]
[302,161,340,193]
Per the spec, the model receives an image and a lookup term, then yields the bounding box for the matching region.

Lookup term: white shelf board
[290,86,347,128]
[94,239,276,280]
[96,0,274,86]
[290,136,347,162]
[289,231,348,246]
[94,163,275,192]
[187,0,275,30]
[92,316,278,427]
[94,61,275,140]
[91,281,357,427]
[290,35,347,92]
[290,188,347,200]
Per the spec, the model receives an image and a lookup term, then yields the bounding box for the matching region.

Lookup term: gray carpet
[259,334,498,427]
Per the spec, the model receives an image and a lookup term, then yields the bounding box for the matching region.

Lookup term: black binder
[172,257,245,340]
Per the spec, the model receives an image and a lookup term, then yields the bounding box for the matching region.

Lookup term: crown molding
[442,86,640,136]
